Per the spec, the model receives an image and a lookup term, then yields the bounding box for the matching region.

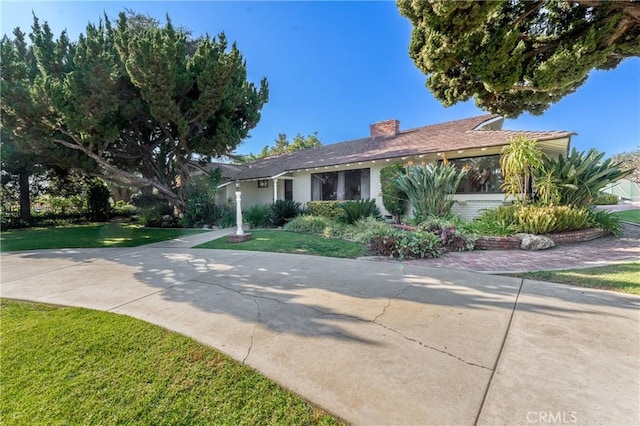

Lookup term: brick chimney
[370,119,400,139]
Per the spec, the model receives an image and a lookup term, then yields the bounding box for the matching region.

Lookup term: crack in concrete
[188,277,492,371]
[243,299,260,364]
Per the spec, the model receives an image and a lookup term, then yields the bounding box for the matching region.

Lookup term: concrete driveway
[1,239,638,425]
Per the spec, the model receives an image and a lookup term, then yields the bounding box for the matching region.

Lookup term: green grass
[196,230,366,258]
[0,223,206,252]
[512,262,640,295]
[612,209,640,224]
[0,299,341,425]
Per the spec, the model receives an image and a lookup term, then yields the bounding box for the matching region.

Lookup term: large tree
[611,149,640,183]
[397,0,640,117]
[241,132,322,161]
[1,11,268,213]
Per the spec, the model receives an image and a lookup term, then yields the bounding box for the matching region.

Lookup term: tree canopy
[1,11,268,213]
[611,149,640,183]
[241,132,322,161]
[397,0,640,117]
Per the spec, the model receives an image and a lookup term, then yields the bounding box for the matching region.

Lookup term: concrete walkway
[1,230,638,425]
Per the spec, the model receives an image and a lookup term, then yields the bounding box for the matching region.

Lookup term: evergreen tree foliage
[1,11,268,214]
[380,163,406,222]
[242,132,322,161]
[611,149,640,184]
[397,0,640,117]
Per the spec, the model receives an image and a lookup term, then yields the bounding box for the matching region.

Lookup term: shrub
[587,209,623,236]
[306,201,344,219]
[182,171,222,227]
[392,163,466,221]
[343,217,394,244]
[284,215,335,234]
[500,136,543,205]
[418,216,476,251]
[369,229,442,260]
[538,148,630,207]
[86,179,111,222]
[244,204,273,228]
[592,193,619,205]
[112,200,137,217]
[271,200,301,227]
[339,199,380,224]
[463,205,519,236]
[215,203,236,229]
[514,205,591,234]
[380,163,406,222]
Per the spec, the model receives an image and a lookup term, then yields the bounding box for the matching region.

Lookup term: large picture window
[450,155,503,193]
[311,168,370,201]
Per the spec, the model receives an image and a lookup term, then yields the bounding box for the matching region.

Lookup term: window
[311,168,370,201]
[284,180,293,201]
[449,155,503,193]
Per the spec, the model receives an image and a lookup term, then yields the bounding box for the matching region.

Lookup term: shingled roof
[219,114,573,181]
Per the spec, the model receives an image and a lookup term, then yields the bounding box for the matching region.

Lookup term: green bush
[86,179,111,222]
[341,217,394,244]
[215,203,236,229]
[587,209,623,236]
[380,163,406,222]
[592,193,619,205]
[112,200,137,216]
[515,205,592,234]
[244,204,273,228]
[392,163,466,221]
[418,216,476,251]
[284,215,335,234]
[306,201,344,219]
[369,229,442,260]
[463,205,519,236]
[339,199,380,224]
[538,148,630,207]
[183,171,222,227]
[271,200,301,227]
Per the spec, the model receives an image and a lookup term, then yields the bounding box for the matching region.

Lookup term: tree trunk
[18,168,31,221]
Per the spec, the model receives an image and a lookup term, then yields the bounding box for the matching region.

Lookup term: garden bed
[476,227,608,250]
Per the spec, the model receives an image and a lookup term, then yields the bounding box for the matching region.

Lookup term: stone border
[476,227,608,250]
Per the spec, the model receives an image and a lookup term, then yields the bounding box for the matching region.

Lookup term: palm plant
[539,148,630,207]
[500,136,543,205]
[392,163,466,221]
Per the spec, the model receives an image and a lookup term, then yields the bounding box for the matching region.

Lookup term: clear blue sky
[2,1,639,158]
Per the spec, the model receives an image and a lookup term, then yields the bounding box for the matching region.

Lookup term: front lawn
[0,299,341,425]
[612,209,640,224]
[0,223,206,252]
[196,230,366,258]
[512,262,640,295]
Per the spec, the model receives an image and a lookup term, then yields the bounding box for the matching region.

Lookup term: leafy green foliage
[339,199,380,224]
[417,217,476,252]
[392,163,466,221]
[86,179,111,222]
[182,170,222,227]
[242,133,322,161]
[1,11,268,214]
[271,200,301,227]
[538,148,631,207]
[243,204,273,228]
[284,215,335,235]
[397,0,640,117]
[588,209,623,237]
[500,136,543,204]
[368,229,442,260]
[592,193,620,205]
[379,163,406,222]
[463,205,519,236]
[514,205,590,234]
[306,201,344,219]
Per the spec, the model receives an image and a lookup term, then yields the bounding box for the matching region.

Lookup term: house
[214,114,573,219]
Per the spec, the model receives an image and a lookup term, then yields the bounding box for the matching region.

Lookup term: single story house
[211,114,573,219]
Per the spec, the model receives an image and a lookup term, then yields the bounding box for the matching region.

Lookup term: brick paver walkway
[400,223,640,274]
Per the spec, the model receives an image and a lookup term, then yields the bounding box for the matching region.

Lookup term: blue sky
[2,1,639,158]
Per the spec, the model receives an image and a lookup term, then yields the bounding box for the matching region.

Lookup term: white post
[235,180,244,236]
[273,178,279,202]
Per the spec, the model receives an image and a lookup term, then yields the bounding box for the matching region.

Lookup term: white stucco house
[210,114,573,219]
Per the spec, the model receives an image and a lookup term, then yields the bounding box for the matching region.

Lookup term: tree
[500,136,543,204]
[611,149,640,183]
[380,163,406,223]
[397,0,640,117]
[1,11,268,214]
[242,132,322,161]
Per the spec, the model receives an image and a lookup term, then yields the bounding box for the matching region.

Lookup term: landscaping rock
[515,233,555,250]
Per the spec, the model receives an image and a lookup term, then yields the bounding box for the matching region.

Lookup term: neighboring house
[212,114,573,219]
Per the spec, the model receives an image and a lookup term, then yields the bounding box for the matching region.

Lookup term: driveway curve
[1,231,638,425]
